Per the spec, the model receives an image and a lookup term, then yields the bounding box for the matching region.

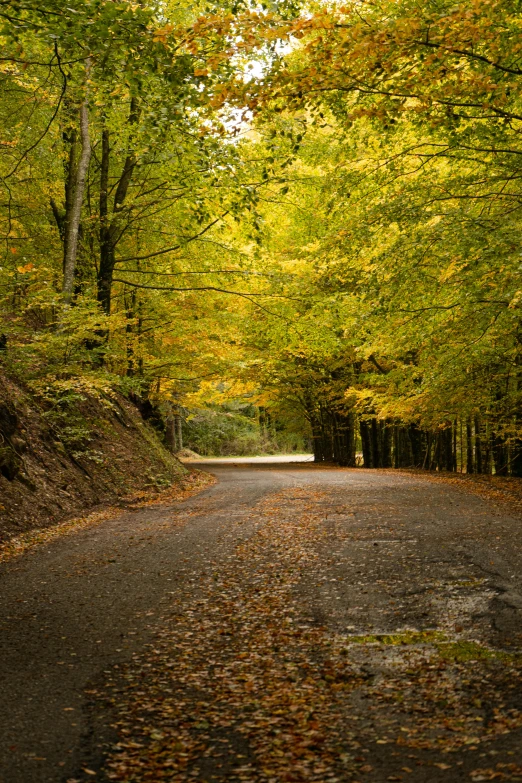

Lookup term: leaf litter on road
[0,470,214,564]
[98,486,522,783]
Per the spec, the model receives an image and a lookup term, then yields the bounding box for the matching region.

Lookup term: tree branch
[114,213,229,263]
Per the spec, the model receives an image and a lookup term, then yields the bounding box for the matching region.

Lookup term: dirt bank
[0,373,186,541]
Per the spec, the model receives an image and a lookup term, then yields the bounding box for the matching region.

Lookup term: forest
[2,5,522,783]
[1,0,522,474]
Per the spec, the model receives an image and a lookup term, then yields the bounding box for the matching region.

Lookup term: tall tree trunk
[175,412,183,452]
[453,421,458,472]
[62,126,79,269]
[493,432,508,476]
[408,424,423,467]
[428,431,437,470]
[334,411,356,466]
[360,420,373,467]
[97,98,139,315]
[125,287,136,376]
[511,438,522,477]
[466,419,474,474]
[345,411,356,466]
[393,425,399,468]
[371,418,382,468]
[311,411,326,463]
[443,425,453,471]
[50,125,78,259]
[459,418,464,472]
[474,416,483,474]
[483,420,491,474]
[382,421,392,468]
[62,102,90,303]
[165,414,176,453]
[98,127,113,316]
[512,352,522,476]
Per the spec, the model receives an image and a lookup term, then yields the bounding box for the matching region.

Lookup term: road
[0,463,521,783]
[184,454,315,464]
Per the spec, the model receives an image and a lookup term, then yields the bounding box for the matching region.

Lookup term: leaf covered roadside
[0,469,214,564]
[91,487,522,783]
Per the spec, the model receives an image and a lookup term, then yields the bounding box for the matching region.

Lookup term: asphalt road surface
[0,463,521,783]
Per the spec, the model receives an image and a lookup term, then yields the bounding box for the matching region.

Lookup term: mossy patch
[342,631,521,665]
[343,630,447,646]
[436,640,520,663]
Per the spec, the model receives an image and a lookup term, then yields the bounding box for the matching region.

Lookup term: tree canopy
[2,0,522,473]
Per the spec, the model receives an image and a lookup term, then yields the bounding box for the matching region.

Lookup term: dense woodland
[1,0,522,473]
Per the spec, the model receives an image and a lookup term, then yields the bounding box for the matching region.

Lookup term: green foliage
[2,0,522,473]
[37,379,109,462]
[184,405,305,456]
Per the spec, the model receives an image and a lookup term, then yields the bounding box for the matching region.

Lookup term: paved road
[0,465,521,783]
[184,454,315,464]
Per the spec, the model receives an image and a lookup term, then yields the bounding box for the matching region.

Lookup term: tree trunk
[511,438,522,477]
[62,126,79,268]
[466,419,474,474]
[371,418,382,468]
[165,414,176,453]
[97,98,139,315]
[422,431,431,469]
[451,419,457,473]
[311,413,326,463]
[334,411,356,466]
[360,420,373,467]
[62,102,90,303]
[408,424,422,467]
[493,432,508,476]
[512,354,522,476]
[393,425,399,468]
[125,287,136,376]
[483,420,491,474]
[382,421,392,468]
[428,432,435,470]
[97,125,113,314]
[443,425,453,471]
[474,416,483,474]
[175,412,183,451]
[97,126,114,316]
[345,411,356,466]
[50,124,78,256]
